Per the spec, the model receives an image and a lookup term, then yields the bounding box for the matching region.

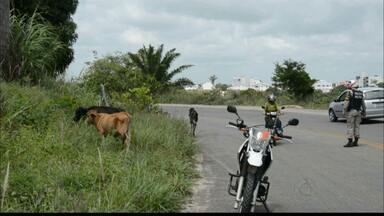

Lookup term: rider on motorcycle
[264,94,283,135]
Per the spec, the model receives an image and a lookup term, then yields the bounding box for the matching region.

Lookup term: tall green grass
[2,12,65,83]
[0,82,198,212]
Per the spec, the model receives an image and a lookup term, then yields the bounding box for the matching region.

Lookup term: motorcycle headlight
[250,130,269,152]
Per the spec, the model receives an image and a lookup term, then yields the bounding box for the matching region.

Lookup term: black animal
[189,108,198,136]
[73,106,125,122]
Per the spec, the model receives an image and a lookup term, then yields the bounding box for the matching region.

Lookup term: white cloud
[120,27,159,45]
[247,36,298,51]
[66,0,383,84]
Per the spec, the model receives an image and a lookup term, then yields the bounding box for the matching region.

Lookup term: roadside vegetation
[0,81,198,212]
[0,4,199,212]
[158,86,347,109]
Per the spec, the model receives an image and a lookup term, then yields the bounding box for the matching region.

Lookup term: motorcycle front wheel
[240,173,257,212]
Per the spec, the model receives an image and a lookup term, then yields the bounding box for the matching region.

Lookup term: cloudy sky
[66,0,383,85]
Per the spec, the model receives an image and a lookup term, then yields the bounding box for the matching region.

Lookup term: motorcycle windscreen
[247,151,263,167]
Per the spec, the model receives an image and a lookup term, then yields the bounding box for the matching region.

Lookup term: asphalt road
[160,104,384,213]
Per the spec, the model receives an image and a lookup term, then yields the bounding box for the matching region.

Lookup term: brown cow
[87,110,132,151]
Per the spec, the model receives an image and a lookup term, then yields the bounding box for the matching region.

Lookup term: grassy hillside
[0,81,198,212]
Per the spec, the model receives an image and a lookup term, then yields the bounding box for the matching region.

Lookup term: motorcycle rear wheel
[240,173,256,212]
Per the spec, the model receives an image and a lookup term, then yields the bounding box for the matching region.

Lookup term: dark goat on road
[189,107,198,136]
[73,106,125,122]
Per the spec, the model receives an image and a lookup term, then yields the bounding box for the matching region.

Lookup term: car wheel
[329,109,338,122]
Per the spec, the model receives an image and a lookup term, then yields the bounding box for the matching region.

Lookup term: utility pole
[99,84,109,106]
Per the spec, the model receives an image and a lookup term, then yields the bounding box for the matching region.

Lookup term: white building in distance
[201,82,214,90]
[356,73,383,87]
[229,77,248,90]
[184,84,199,90]
[228,77,270,91]
[313,80,333,93]
[184,80,214,91]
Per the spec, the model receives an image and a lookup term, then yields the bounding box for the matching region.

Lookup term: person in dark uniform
[343,83,366,147]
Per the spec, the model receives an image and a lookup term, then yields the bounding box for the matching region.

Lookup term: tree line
[0,0,323,103]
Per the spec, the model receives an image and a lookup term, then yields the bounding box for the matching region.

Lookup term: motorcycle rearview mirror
[261,106,265,109]
[288,118,299,126]
[227,105,238,114]
[227,105,242,120]
[281,106,286,110]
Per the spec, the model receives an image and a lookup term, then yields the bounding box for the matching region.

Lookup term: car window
[364,90,384,100]
[338,92,348,101]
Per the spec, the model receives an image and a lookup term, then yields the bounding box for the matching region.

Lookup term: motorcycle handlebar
[228,121,247,129]
[228,122,237,127]
[279,135,292,139]
[266,111,283,116]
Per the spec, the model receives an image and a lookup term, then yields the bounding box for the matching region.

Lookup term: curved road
[160,104,384,213]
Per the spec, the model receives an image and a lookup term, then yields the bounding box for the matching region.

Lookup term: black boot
[353,137,359,146]
[344,138,353,147]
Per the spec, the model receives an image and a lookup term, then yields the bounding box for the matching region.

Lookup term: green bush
[79,55,151,94]
[112,87,153,112]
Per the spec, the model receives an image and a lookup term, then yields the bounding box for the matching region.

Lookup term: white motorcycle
[226,105,299,212]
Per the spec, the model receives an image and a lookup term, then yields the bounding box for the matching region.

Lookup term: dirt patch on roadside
[181,153,211,212]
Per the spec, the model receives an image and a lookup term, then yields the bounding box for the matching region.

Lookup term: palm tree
[0,0,9,71]
[128,44,193,91]
[209,75,218,86]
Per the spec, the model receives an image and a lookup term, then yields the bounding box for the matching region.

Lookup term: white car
[328,87,384,122]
